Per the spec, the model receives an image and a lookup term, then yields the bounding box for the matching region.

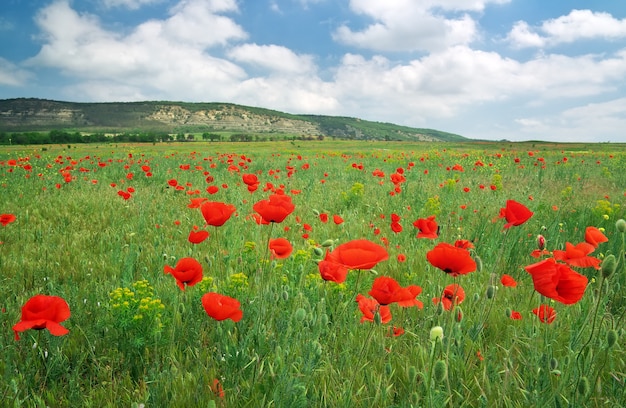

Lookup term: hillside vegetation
[0,98,466,142]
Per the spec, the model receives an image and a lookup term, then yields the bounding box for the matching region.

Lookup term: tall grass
[1,140,625,407]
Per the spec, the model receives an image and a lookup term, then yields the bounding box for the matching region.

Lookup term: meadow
[0,140,625,407]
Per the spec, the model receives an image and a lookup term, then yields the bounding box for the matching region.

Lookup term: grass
[0,140,625,407]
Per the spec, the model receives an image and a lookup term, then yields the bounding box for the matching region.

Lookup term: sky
[1,0,626,143]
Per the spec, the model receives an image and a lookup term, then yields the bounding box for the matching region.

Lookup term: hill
[0,98,466,142]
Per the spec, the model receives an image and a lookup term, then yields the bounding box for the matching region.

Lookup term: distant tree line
[0,130,325,145]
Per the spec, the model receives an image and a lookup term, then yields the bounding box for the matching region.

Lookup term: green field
[1,140,625,407]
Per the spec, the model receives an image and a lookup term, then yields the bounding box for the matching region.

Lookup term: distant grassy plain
[1,140,625,407]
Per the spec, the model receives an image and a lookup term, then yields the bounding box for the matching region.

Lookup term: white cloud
[227,43,316,74]
[507,9,626,49]
[506,21,545,49]
[514,98,626,142]
[333,0,478,52]
[101,0,164,10]
[0,58,32,86]
[26,0,248,100]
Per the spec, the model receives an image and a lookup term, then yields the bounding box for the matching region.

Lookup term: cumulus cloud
[332,0,511,53]
[0,58,32,86]
[227,43,316,74]
[514,98,626,142]
[26,0,248,100]
[101,0,164,10]
[507,9,626,49]
[333,1,478,52]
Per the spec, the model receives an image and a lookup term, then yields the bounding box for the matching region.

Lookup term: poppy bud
[313,247,324,257]
[293,308,307,322]
[385,362,393,376]
[577,377,590,397]
[320,313,329,326]
[607,329,618,348]
[408,366,417,383]
[430,326,444,342]
[505,308,511,318]
[486,285,496,299]
[601,254,617,278]
[373,310,382,325]
[455,307,463,323]
[433,360,447,382]
[616,219,626,233]
[550,358,558,370]
[312,340,323,358]
[537,235,546,251]
[321,239,335,247]
[281,290,289,301]
[473,255,483,273]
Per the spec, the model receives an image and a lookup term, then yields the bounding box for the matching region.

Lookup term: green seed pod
[578,377,590,397]
[474,255,483,272]
[433,360,448,382]
[408,366,418,383]
[486,285,495,299]
[312,340,323,358]
[321,239,335,247]
[550,358,558,370]
[607,329,618,348]
[313,247,324,257]
[385,362,393,376]
[601,254,617,278]
[616,219,626,233]
[293,308,307,322]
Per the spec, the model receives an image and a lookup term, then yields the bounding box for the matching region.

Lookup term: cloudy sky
[1,0,626,142]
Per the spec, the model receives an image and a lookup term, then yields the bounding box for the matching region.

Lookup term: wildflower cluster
[109,280,164,335]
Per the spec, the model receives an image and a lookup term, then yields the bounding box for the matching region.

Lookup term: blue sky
[1,0,626,142]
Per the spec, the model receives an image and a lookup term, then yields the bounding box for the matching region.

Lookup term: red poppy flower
[413,215,439,239]
[355,294,392,324]
[319,213,329,223]
[188,229,209,244]
[187,197,208,209]
[552,242,601,269]
[525,258,588,304]
[387,326,405,337]
[510,310,522,320]
[242,173,259,186]
[499,200,533,228]
[318,253,350,283]
[390,221,403,233]
[530,249,552,258]
[211,378,225,399]
[164,257,203,290]
[253,194,295,223]
[269,238,293,259]
[426,242,477,277]
[0,214,16,226]
[454,239,474,249]
[333,214,344,225]
[368,276,423,308]
[200,201,236,227]
[432,284,465,311]
[13,295,71,340]
[326,239,389,270]
[500,274,517,287]
[201,292,243,322]
[584,226,608,248]
[532,305,556,324]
